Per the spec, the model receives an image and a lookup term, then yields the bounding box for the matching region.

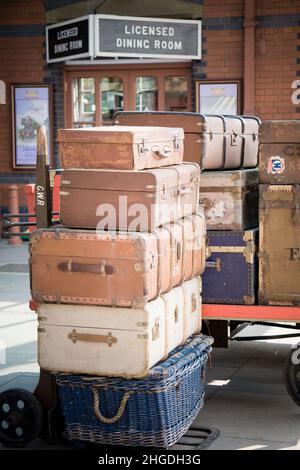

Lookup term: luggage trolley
[0,128,299,448]
[202,303,300,407]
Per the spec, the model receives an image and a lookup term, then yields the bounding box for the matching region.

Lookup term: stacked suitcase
[258,121,300,306]
[114,113,261,305]
[29,125,212,447]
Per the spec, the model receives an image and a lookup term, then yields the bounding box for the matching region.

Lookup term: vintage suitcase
[60,163,200,231]
[259,184,300,306]
[37,278,203,378]
[58,126,184,170]
[202,229,258,304]
[30,216,206,307]
[259,120,300,184]
[199,168,258,230]
[114,112,260,170]
[56,334,213,448]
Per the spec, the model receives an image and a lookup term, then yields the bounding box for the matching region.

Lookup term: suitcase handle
[68,329,117,346]
[58,260,115,276]
[92,388,132,424]
[152,144,171,159]
[205,258,222,272]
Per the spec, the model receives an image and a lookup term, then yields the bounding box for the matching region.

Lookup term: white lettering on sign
[154,40,182,50]
[36,186,45,206]
[69,40,83,50]
[116,38,150,49]
[54,43,69,53]
[124,25,175,37]
[57,27,78,40]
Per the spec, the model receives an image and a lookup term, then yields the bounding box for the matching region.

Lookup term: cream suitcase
[182,276,202,338]
[37,278,200,378]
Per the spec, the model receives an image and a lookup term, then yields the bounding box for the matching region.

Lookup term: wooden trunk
[58,126,184,170]
[259,120,300,184]
[199,168,258,230]
[60,163,200,231]
[259,184,300,306]
[202,229,258,305]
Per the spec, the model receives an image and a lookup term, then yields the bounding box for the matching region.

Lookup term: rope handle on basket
[92,387,131,424]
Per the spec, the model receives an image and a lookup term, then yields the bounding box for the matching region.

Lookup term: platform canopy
[46,0,202,23]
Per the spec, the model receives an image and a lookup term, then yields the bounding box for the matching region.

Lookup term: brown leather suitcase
[199,168,258,230]
[58,126,184,170]
[29,213,206,308]
[113,112,260,170]
[259,120,300,184]
[259,184,300,306]
[60,163,200,231]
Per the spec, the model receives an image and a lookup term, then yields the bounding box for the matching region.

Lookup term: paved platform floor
[0,240,299,450]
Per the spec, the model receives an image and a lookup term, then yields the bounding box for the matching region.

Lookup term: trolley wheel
[283,344,300,406]
[0,388,43,448]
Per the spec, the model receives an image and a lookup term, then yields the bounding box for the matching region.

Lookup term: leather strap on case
[58,260,115,276]
[68,329,117,346]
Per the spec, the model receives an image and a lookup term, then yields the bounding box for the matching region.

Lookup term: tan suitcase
[259,120,300,184]
[37,277,202,378]
[199,168,258,230]
[58,126,184,170]
[60,163,200,231]
[30,215,206,308]
[259,184,300,306]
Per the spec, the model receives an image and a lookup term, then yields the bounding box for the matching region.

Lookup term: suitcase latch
[231,132,238,146]
[173,134,180,150]
[138,139,149,155]
[191,293,197,312]
[174,306,179,323]
[152,318,160,341]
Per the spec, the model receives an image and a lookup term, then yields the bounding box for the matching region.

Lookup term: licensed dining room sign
[46,14,201,62]
[95,15,201,60]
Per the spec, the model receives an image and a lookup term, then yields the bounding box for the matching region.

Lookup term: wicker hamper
[56,334,213,448]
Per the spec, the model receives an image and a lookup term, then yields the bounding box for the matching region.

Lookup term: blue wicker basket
[56,334,213,448]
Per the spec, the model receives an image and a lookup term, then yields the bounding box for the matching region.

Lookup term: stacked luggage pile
[114,113,261,305]
[29,125,213,448]
[258,121,300,306]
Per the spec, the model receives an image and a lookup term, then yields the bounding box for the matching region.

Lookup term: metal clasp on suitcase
[68,329,117,347]
[231,131,238,146]
[173,134,180,150]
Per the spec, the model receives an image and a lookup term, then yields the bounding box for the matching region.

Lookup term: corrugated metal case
[259,184,300,306]
[202,229,258,304]
[113,112,260,170]
[199,169,258,230]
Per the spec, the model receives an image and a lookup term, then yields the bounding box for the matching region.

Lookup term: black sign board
[46,15,93,63]
[96,15,201,59]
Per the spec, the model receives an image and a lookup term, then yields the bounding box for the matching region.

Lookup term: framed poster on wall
[196,80,240,115]
[12,84,53,169]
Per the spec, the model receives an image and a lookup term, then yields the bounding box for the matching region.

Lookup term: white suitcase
[182,276,202,338]
[37,278,202,379]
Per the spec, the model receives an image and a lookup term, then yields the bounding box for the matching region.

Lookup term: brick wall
[198,0,300,119]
